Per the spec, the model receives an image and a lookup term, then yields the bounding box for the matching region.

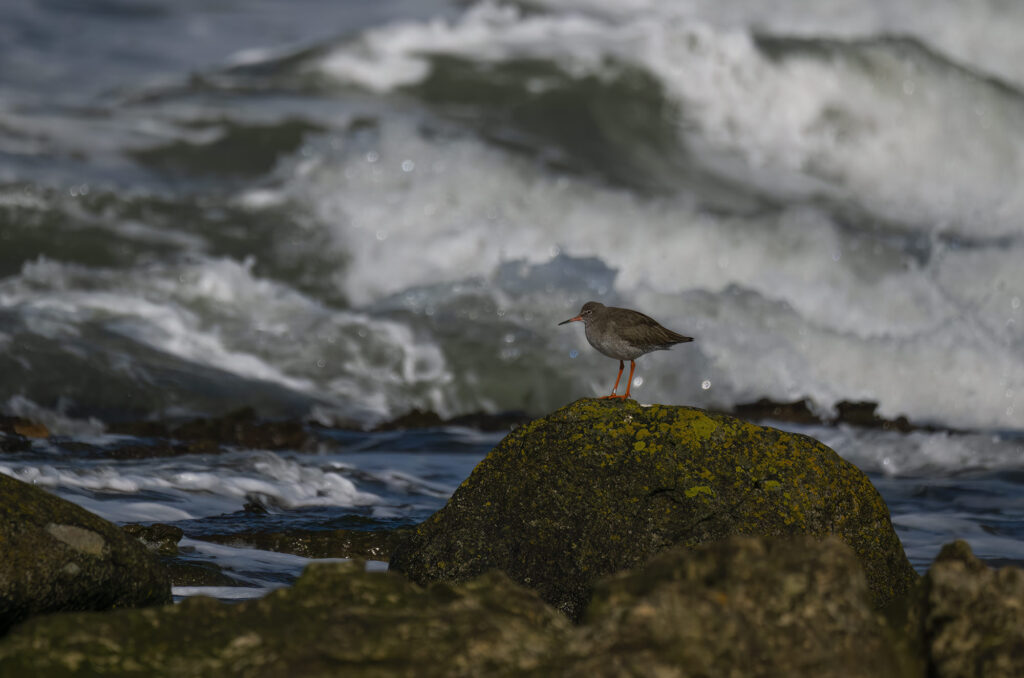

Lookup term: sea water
[1,0,1022,596]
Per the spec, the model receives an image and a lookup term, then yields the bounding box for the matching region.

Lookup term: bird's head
[558,301,604,326]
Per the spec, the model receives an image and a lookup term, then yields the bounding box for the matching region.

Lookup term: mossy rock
[918,540,1024,677]
[389,398,917,619]
[569,535,918,678]
[0,560,571,677]
[0,536,926,677]
[0,474,171,636]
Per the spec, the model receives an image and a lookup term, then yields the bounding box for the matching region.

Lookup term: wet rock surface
[920,540,1024,678]
[4,536,995,677]
[108,407,314,455]
[123,523,184,557]
[390,398,918,619]
[569,536,918,678]
[0,559,572,677]
[195,527,411,561]
[0,474,171,636]
[733,398,941,433]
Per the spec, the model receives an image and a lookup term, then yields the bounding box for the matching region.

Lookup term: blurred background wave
[1,0,1021,431]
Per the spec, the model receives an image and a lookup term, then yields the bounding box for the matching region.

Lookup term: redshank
[558,301,693,399]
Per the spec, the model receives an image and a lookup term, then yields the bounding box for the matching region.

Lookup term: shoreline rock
[0,475,171,636]
[192,527,410,561]
[6,536,1014,676]
[390,398,918,619]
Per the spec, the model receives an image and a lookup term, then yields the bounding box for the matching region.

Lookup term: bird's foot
[600,394,630,400]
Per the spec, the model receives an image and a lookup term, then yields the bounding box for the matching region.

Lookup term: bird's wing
[610,309,693,346]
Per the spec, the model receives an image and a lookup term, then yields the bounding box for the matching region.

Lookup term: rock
[0,536,924,677]
[0,560,572,676]
[0,416,40,453]
[569,535,918,678]
[108,407,313,454]
[160,559,249,588]
[0,416,49,439]
[390,398,917,619]
[0,474,171,636]
[195,527,411,561]
[123,523,184,556]
[920,540,1024,678]
[372,408,533,432]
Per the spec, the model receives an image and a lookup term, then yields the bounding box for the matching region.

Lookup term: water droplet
[632,376,644,387]
[401,159,415,172]
[366,151,379,163]
[701,380,711,390]
[503,333,515,344]
[316,359,326,368]
[1012,296,1021,310]
[375,229,388,241]
[569,350,579,359]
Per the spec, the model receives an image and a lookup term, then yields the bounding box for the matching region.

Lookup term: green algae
[0,561,572,677]
[684,485,714,499]
[390,398,918,620]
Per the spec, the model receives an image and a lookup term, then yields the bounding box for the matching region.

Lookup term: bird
[558,301,693,400]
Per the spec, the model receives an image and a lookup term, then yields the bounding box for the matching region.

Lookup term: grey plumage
[558,301,693,399]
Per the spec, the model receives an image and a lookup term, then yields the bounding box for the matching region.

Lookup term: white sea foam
[286,117,1023,428]
[0,451,382,525]
[314,3,1024,238]
[2,395,107,437]
[783,425,1024,476]
[0,255,455,420]
[535,0,1024,89]
[172,586,274,600]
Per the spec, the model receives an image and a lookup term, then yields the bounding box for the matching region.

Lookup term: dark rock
[160,559,249,588]
[242,495,271,514]
[0,560,571,676]
[108,407,313,454]
[733,397,949,434]
[733,397,822,425]
[122,523,184,556]
[570,536,918,678]
[390,398,917,619]
[0,536,927,676]
[834,400,914,432]
[373,407,445,430]
[0,474,171,636]
[0,416,45,453]
[373,408,533,432]
[194,527,411,561]
[920,540,1024,678]
[0,416,49,439]
[0,432,32,454]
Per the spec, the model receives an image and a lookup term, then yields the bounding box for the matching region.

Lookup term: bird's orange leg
[622,360,636,399]
[600,360,625,399]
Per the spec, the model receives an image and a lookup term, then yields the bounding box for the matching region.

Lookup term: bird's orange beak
[558,315,582,326]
